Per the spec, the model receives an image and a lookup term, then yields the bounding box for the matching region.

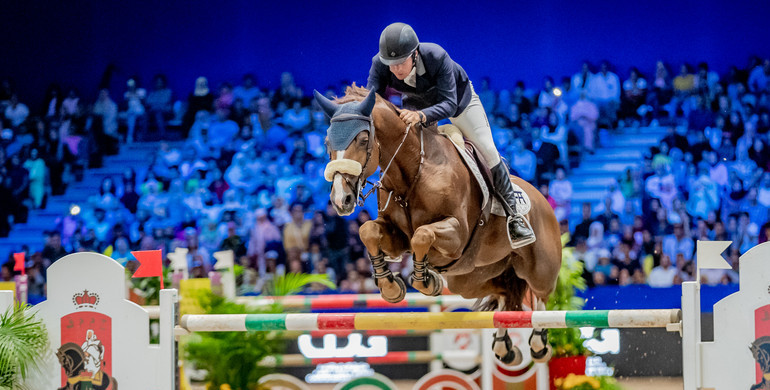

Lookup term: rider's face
[389,55,414,80]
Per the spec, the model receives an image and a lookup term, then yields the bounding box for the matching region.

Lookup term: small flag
[696,240,732,270]
[213,250,234,271]
[131,250,165,289]
[12,252,25,275]
[103,245,114,257]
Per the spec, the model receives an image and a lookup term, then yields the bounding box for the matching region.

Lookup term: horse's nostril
[344,194,353,205]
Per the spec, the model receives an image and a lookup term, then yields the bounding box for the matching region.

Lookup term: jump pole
[179,309,681,332]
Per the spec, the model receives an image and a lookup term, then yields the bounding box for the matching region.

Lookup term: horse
[56,342,117,390]
[314,85,562,365]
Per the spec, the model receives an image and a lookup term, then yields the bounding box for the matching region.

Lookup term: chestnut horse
[315,85,562,365]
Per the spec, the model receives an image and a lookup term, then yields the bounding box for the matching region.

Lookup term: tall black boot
[491,162,536,249]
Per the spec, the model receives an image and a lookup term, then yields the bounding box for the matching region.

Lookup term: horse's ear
[358,89,377,117]
[314,89,338,118]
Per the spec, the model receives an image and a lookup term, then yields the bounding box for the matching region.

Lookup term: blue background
[2,0,769,103]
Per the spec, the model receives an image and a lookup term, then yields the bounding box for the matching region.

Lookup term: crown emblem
[72,289,99,309]
[390,51,396,56]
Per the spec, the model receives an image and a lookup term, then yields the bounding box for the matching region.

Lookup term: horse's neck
[375,112,423,187]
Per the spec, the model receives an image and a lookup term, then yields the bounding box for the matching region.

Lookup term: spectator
[569,90,599,153]
[233,74,260,106]
[572,202,595,242]
[662,223,694,264]
[183,76,214,134]
[122,78,146,143]
[282,100,311,132]
[620,67,647,121]
[42,231,69,264]
[550,167,572,221]
[4,94,29,128]
[673,64,695,96]
[571,62,593,95]
[530,125,560,183]
[647,254,679,287]
[92,89,119,138]
[282,203,312,254]
[587,60,621,128]
[748,59,770,93]
[146,74,173,138]
[23,148,46,209]
[509,138,536,182]
[221,222,247,259]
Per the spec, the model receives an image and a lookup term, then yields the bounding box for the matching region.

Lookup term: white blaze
[332,151,348,207]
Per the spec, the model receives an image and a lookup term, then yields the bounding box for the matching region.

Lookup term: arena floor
[192,376,683,389]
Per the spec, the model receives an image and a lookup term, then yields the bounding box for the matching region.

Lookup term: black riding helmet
[378,22,419,66]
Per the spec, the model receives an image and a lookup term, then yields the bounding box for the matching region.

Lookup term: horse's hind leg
[360,218,410,303]
[489,296,524,366]
[410,217,464,296]
[529,297,553,363]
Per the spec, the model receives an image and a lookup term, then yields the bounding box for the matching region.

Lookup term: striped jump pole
[257,351,480,367]
[235,293,474,310]
[180,309,681,332]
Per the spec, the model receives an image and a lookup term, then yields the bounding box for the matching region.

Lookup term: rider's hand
[399,109,424,126]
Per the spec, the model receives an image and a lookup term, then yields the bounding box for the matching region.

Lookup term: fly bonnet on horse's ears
[314,89,376,151]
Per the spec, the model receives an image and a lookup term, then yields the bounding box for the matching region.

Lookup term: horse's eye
[359,138,369,147]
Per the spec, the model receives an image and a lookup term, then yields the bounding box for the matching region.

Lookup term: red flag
[13,252,25,275]
[131,250,164,289]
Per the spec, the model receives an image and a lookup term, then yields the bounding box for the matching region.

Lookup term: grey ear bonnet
[313,89,376,151]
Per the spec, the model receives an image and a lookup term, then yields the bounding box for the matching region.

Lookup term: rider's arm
[366,56,388,96]
[420,52,458,123]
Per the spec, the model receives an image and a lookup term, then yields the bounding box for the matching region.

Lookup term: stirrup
[506,215,536,249]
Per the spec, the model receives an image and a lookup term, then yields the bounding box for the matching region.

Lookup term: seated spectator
[208,108,239,150]
[183,76,214,134]
[122,78,147,143]
[570,91,599,153]
[111,237,136,266]
[282,203,311,255]
[620,67,647,121]
[662,223,694,264]
[549,167,572,221]
[146,74,173,138]
[282,100,311,132]
[748,59,770,93]
[233,74,261,107]
[673,64,695,96]
[92,89,119,138]
[530,125,560,183]
[42,231,69,264]
[509,138,536,182]
[587,60,621,128]
[571,62,593,96]
[4,94,29,128]
[541,110,569,169]
[593,249,618,286]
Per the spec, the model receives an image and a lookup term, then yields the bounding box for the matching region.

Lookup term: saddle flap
[464,141,495,195]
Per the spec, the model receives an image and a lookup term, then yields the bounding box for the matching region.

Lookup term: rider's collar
[404,53,425,88]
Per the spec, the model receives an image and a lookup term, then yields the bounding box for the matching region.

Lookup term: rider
[367,22,535,248]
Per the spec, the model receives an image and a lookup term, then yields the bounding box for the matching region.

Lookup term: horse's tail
[111,377,117,390]
[494,256,528,312]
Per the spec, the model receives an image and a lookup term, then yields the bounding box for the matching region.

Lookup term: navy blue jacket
[367,42,472,123]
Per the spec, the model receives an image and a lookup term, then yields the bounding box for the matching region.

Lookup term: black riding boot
[491,162,536,248]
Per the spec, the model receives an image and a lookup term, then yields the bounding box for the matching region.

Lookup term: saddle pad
[510,181,532,216]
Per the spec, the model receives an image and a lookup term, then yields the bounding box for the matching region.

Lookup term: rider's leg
[449,86,535,248]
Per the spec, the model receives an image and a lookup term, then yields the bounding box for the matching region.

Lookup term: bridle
[329,110,424,214]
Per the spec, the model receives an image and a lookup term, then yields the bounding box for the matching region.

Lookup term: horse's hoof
[380,276,407,303]
[492,332,523,366]
[530,344,552,363]
[412,269,444,297]
[496,347,523,366]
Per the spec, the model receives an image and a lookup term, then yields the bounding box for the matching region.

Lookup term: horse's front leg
[360,218,410,303]
[410,217,464,296]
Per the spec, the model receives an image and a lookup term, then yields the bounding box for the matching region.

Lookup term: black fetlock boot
[491,162,536,249]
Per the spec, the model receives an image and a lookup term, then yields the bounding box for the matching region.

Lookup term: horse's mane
[334,84,400,116]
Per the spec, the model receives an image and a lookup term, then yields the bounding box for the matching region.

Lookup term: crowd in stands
[1,56,769,299]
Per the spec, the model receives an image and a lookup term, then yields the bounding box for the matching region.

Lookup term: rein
[359,123,425,216]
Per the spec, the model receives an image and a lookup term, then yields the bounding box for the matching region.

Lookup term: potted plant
[184,273,335,390]
[546,256,590,387]
[0,302,49,389]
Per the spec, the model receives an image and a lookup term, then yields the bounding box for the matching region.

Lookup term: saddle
[437,124,507,218]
